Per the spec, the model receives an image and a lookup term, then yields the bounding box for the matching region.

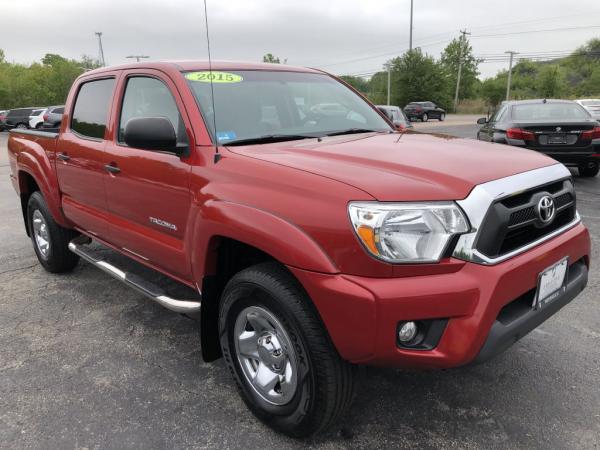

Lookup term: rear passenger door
[103,71,194,281]
[56,77,116,238]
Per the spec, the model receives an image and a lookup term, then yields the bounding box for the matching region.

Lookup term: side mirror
[393,121,406,130]
[124,117,179,152]
[477,117,488,125]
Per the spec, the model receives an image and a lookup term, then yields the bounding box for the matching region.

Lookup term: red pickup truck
[7,61,591,437]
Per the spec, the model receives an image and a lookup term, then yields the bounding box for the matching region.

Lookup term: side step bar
[68,236,201,314]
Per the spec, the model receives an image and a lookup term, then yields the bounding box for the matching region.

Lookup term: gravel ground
[0,129,599,449]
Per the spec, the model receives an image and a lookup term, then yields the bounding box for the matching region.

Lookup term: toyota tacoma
[7,61,590,437]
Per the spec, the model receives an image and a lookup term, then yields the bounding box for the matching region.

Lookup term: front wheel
[219,262,355,437]
[439,113,446,121]
[579,162,599,177]
[16,123,28,129]
[422,113,429,122]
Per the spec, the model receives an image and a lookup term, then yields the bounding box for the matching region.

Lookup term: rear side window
[53,107,65,114]
[71,78,115,139]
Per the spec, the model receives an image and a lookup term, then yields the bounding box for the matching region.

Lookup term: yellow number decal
[185,71,243,83]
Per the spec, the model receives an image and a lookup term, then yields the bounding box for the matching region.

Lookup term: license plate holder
[547,134,567,144]
[533,257,569,309]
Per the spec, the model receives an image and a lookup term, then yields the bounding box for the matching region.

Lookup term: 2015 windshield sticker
[185,71,243,83]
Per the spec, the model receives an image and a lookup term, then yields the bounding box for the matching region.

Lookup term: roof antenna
[202,0,221,163]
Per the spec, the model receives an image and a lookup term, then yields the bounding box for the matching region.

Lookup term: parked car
[477,99,600,177]
[7,62,590,437]
[28,108,47,129]
[404,101,446,122]
[376,105,413,130]
[0,110,7,131]
[42,105,65,128]
[4,107,41,130]
[575,99,600,120]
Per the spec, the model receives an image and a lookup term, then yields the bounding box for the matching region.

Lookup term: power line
[471,24,600,39]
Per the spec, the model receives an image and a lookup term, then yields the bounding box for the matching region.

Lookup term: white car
[575,99,600,121]
[28,108,47,129]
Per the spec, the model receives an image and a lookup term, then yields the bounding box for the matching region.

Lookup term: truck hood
[227,132,559,201]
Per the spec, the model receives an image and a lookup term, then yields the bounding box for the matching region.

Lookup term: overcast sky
[3,0,600,79]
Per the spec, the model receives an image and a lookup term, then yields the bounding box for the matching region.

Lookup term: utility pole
[505,51,518,101]
[453,29,470,113]
[127,55,150,63]
[409,0,414,51]
[95,32,106,66]
[386,64,391,105]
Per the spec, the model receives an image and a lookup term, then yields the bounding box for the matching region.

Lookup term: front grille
[474,178,576,259]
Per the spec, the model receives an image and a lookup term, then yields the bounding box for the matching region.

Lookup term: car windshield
[184,70,390,144]
[512,103,590,121]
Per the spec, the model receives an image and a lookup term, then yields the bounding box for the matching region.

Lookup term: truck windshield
[184,70,391,144]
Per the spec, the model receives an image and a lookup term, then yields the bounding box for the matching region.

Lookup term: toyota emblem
[537,195,555,224]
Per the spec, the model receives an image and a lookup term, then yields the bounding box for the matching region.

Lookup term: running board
[68,236,201,314]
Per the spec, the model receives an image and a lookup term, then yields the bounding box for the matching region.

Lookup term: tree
[480,75,506,108]
[339,75,369,94]
[0,51,100,109]
[440,35,481,100]
[263,53,281,64]
[537,65,564,98]
[387,48,453,110]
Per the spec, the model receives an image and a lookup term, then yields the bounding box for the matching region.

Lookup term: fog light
[398,321,418,343]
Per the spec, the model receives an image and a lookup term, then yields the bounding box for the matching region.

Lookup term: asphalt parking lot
[1,124,599,449]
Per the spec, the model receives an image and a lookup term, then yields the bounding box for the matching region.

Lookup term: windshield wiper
[224,134,316,146]
[322,128,390,137]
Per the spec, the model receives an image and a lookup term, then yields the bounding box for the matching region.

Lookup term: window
[119,76,187,145]
[71,78,115,139]
[490,106,507,123]
[53,107,64,114]
[511,103,590,121]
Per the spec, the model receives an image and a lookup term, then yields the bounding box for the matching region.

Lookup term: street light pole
[505,51,518,101]
[386,65,391,105]
[95,32,105,66]
[409,0,414,51]
[453,29,470,113]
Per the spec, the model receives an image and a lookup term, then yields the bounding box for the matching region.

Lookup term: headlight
[348,202,470,263]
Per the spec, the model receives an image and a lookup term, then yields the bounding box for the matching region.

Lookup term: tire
[27,192,79,273]
[579,162,599,177]
[16,123,28,129]
[422,113,428,122]
[219,262,355,438]
[439,113,446,121]
[35,123,43,129]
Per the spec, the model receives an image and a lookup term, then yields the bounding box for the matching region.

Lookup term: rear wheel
[219,262,355,437]
[439,113,446,121]
[579,162,599,177]
[27,192,79,273]
[422,113,429,122]
[16,123,28,129]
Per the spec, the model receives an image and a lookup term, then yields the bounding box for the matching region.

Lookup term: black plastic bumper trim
[472,259,588,365]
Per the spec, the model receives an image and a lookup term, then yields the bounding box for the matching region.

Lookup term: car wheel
[35,123,43,129]
[16,123,28,129]
[579,162,599,177]
[27,192,80,273]
[219,262,356,438]
[439,113,445,121]
[422,113,428,122]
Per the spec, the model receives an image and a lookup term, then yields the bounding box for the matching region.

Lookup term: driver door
[103,71,194,281]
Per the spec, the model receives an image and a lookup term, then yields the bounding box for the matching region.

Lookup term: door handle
[57,152,70,161]
[105,163,121,175]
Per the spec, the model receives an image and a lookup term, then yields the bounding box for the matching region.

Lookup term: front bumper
[289,222,590,369]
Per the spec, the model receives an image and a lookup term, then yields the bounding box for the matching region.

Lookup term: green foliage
[339,36,600,111]
[0,51,101,109]
[263,53,281,64]
[339,75,370,94]
[440,35,481,99]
